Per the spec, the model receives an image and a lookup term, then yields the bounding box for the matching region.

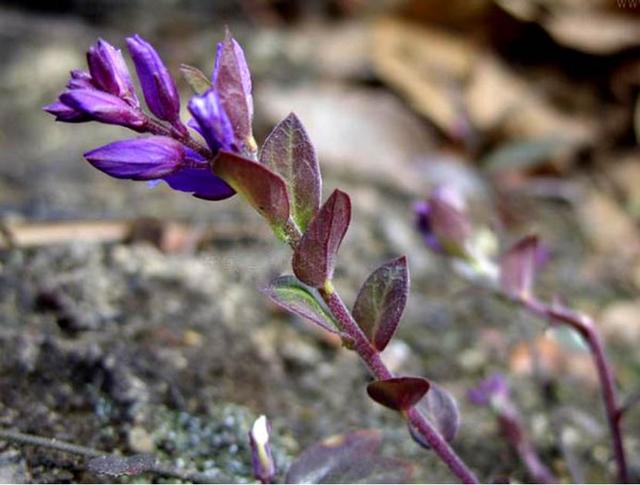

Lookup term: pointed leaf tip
[262,275,340,335]
[499,235,540,300]
[353,256,409,351]
[180,64,211,95]
[261,112,321,232]
[214,151,290,239]
[293,189,351,288]
[367,377,430,411]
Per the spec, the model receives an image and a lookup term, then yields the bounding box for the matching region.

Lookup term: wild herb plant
[45,32,478,483]
[417,187,630,483]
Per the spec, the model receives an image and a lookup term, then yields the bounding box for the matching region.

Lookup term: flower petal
[84,136,184,180]
[161,166,235,200]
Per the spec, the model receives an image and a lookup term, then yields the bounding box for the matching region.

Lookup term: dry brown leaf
[466,54,595,149]
[599,300,640,344]
[576,188,640,259]
[608,151,640,217]
[258,82,433,193]
[545,11,640,55]
[371,17,474,136]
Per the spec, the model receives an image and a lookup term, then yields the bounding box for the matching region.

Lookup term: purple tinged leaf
[87,38,139,107]
[367,377,430,411]
[409,383,460,449]
[180,64,212,95]
[87,454,156,477]
[428,186,472,258]
[499,235,539,300]
[188,90,234,153]
[59,89,146,129]
[260,113,321,232]
[84,136,184,180]
[126,34,180,124]
[352,256,409,351]
[262,275,340,335]
[213,32,253,147]
[292,190,351,288]
[214,151,290,239]
[286,430,414,484]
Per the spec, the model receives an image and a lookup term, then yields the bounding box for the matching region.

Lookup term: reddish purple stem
[319,287,479,484]
[520,297,628,483]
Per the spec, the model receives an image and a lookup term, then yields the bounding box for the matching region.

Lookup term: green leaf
[179,64,211,95]
[293,189,351,288]
[214,151,290,240]
[352,256,408,351]
[482,138,566,172]
[261,113,321,232]
[262,275,339,334]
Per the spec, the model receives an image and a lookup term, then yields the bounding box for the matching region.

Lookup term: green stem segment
[319,285,479,484]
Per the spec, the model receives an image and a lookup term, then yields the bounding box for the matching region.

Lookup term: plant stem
[145,118,212,159]
[519,297,629,483]
[319,286,479,484]
[0,429,227,483]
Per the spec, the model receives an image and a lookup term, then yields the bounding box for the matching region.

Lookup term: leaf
[262,275,339,335]
[499,235,539,300]
[352,256,408,351]
[292,190,351,288]
[180,64,211,95]
[214,151,290,240]
[367,377,430,411]
[286,430,413,484]
[408,383,460,449]
[213,32,253,144]
[260,113,321,232]
[482,138,566,173]
[87,454,156,477]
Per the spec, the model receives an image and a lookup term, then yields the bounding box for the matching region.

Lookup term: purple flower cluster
[45,33,254,201]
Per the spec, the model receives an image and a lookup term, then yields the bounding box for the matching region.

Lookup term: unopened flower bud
[84,136,184,180]
[59,89,146,129]
[188,89,234,154]
[248,415,276,484]
[127,35,180,125]
[87,38,139,107]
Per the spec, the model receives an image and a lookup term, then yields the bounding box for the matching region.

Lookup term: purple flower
[66,70,94,90]
[84,136,185,180]
[467,373,509,407]
[60,89,147,130]
[188,89,234,153]
[212,33,253,148]
[126,35,181,126]
[87,38,139,107]
[415,201,443,253]
[43,100,90,123]
[416,186,471,258]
